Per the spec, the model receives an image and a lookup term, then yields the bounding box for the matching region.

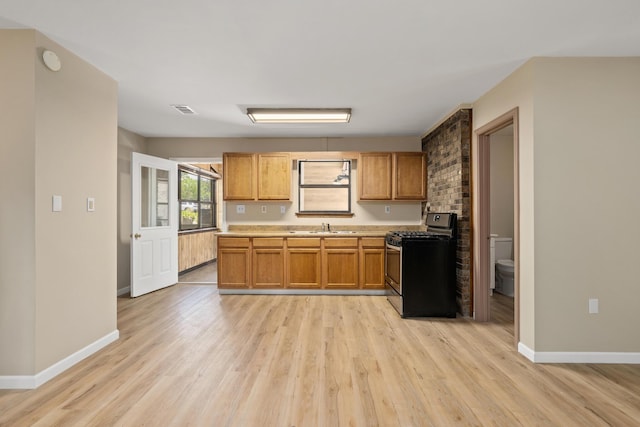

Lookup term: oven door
[385,243,401,295]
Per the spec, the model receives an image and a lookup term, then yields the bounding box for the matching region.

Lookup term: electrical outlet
[280,205,286,214]
[236,204,245,214]
[385,205,391,214]
[261,205,267,214]
[589,298,599,314]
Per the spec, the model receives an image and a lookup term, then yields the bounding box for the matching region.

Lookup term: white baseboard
[117,286,130,296]
[518,342,640,364]
[0,330,119,390]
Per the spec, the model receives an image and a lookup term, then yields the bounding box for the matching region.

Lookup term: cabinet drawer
[360,237,385,248]
[218,237,250,248]
[324,237,358,248]
[253,237,284,248]
[287,238,321,248]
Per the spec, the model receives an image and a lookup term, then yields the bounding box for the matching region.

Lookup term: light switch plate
[589,298,599,314]
[87,197,95,212]
[280,205,286,214]
[261,205,267,214]
[52,195,62,212]
[385,205,391,214]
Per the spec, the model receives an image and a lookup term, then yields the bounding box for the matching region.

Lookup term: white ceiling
[2,1,640,138]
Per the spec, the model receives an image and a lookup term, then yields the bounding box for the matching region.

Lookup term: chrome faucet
[321,223,326,232]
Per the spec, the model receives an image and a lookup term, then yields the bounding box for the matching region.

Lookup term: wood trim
[473,107,520,346]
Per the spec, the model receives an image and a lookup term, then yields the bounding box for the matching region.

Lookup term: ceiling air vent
[171,104,197,115]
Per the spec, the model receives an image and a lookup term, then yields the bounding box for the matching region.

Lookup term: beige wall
[532,58,640,352]
[225,160,422,227]
[146,136,420,159]
[148,136,424,228]
[473,60,536,348]
[489,127,514,239]
[474,57,640,353]
[117,128,147,292]
[0,30,37,375]
[0,30,118,376]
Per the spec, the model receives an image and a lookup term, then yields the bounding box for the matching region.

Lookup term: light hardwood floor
[178,261,217,283]
[1,286,639,426]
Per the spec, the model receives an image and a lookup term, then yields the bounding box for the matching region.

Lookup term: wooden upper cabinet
[223,153,256,200]
[358,152,393,200]
[223,152,291,200]
[257,153,291,200]
[394,152,427,200]
[358,151,426,200]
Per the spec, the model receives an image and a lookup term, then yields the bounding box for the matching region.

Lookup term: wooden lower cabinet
[218,235,385,291]
[323,238,359,289]
[359,237,386,289]
[252,238,284,288]
[217,237,251,289]
[286,238,322,288]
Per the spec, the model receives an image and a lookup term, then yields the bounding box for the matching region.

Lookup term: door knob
[133,233,142,239]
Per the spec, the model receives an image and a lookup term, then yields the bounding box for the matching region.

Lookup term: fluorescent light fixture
[247,108,351,124]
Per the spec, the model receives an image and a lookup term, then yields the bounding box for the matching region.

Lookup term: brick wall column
[422,109,472,316]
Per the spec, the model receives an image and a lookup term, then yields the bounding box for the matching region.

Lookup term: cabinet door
[253,249,285,288]
[253,238,285,288]
[358,152,392,200]
[223,153,256,200]
[286,246,322,288]
[323,249,359,289]
[257,153,291,200]
[218,248,250,288]
[217,237,251,288]
[394,152,426,200]
[323,237,359,289]
[359,238,385,289]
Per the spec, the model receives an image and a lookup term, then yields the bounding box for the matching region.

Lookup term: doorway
[474,108,520,345]
[174,158,223,285]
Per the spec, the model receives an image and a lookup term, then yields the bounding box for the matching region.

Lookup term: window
[179,167,217,231]
[298,160,351,214]
[141,166,170,227]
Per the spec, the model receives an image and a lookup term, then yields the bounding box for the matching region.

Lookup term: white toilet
[490,236,514,297]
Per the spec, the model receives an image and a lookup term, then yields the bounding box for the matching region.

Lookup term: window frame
[178,166,217,231]
[297,160,352,215]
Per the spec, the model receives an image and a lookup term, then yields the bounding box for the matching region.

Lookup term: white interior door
[131,152,178,297]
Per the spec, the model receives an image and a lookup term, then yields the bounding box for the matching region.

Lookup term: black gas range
[384,212,458,318]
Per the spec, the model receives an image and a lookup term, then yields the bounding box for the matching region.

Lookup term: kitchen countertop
[217,230,389,238]
[218,225,425,238]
